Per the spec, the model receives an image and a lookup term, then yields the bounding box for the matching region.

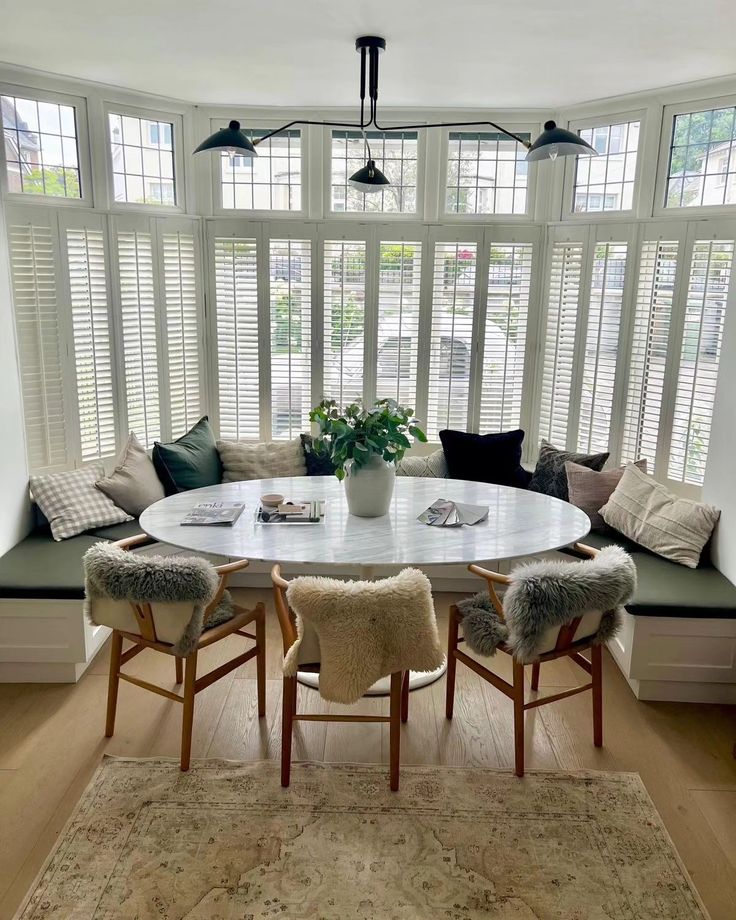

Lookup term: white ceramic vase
[343,453,396,517]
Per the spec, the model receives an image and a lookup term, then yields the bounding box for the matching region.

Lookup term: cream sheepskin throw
[284,568,443,704]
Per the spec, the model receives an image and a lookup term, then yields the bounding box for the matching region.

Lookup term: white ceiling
[1,0,735,110]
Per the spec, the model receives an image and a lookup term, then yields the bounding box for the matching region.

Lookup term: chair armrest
[214,558,250,576]
[203,558,249,624]
[467,564,510,619]
[571,542,599,559]
[113,533,156,552]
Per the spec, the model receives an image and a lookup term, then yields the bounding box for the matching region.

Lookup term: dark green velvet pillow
[152,417,223,494]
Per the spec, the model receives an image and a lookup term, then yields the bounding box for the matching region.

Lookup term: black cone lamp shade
[193,120,257,156]
[348,159,390,193]
[526,121,597,162]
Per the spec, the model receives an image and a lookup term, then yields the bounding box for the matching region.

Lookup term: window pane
[331,131,418,214]
[666,106,736,208]
[1,94,81,198]
[573,121,639,213]
[109,112,177,206]
[323,241,366,403]
[446,132,530,215]
[376,241,422,406]
[220,130,301,211]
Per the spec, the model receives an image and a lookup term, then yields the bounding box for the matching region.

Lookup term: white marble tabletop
[139,476,590,567]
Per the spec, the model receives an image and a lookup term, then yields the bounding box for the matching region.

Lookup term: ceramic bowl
[260,493,284,508]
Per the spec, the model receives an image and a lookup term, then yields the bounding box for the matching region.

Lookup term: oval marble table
[140,476,590,693]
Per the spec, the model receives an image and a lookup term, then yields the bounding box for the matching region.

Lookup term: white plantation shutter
[269,238,312,438]
[7,215,69,472]
[116,229,160,447]
[668,239,733,485]
[577,242,627,453]
[376,240,422,406]
[214,236,260,439]
[323,240,366,404]
[426,242,477,438]
[161,229,201,438]
[478,243,533,432]
[65,223,116,461]
[539,241,584,446]
[621,240,679,470]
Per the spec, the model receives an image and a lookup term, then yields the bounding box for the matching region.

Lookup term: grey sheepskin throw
[459,546,636,663]
[83,542,234,657]
[284,567,443,704]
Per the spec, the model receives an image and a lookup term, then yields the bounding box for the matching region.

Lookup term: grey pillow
[528,439,609,502]
[96,432,165,517]
[396,448,448,478]
[565,459,647,531]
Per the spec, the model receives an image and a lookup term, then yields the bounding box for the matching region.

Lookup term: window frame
[103,101,186,215]
[0,82,92,207]
[562,109,646,221]
[655,94,736,218]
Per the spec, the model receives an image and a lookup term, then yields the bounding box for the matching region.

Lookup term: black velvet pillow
[439,429,531,488]
[528,439,609,502]
[300,434,337,476]
[152,416,223,495]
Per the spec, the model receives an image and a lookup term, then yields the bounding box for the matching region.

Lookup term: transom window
[446,132,530,215]
[108,112,176,206]
[331,131,418,213]
[573,120,640,213]
[2,94,80,198]
[666,106,736,208]
[220,129,301,210]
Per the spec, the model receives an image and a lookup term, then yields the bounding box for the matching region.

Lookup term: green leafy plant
[308,398,427,481]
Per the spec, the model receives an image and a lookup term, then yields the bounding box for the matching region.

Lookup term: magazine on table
[256,500,326,524]
[180,502,246,526]
[417,498,489,527]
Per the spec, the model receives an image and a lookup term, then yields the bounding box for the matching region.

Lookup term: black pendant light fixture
[194,36,597,187]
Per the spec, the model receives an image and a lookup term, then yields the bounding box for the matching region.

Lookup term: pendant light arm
[253,116,371,147]
[371,115,532,149]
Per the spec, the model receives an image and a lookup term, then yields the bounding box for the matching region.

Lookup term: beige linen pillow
[217,437,307,482]
[599,464,720,568]
[396,448,448,478]
[565,459,647,531]
[96,432,165,517]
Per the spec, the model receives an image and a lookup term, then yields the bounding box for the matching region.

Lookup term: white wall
[0,197,31,554]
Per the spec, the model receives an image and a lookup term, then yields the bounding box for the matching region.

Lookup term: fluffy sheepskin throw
[284,567,443,704]
[83,542,234,657]
[459,546,636,663]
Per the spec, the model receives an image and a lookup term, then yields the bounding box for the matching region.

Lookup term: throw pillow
[301,433,337,476]
[95,432,165,517]
[152,417,222,495]
[396,448,448,478]
[565,459,647,531]
[528,439,609,502]
[599,464,720,568]
[438,429,530,488]
[30,463,133,541]
[217,437,307,482]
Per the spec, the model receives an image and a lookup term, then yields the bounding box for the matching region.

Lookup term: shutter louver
[323,240,366,404]
[376,241,422,407]
[162,231,200,438]
[479,243,533,432]
[8,220,68,472]
[117,230,160,448]
[269,238,312,438]
[668,239,733,485]
[426,242,477,438]
[621,240,679,470]
[539,242,583,447]
[66,227,116,461]
[577,242,627,453]
[214,237,260,439]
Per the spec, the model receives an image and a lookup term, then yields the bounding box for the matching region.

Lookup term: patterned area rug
[16,758,707,919]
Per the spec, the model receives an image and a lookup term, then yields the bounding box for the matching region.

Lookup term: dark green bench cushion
[86,519,144,541]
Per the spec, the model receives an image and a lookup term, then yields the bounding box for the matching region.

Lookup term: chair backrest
[84,542,220,648]
[504,545,636,662]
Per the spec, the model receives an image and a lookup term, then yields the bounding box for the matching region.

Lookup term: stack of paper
[417,499,489,527]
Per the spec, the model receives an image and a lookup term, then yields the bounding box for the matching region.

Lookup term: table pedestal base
[297,656,447,696]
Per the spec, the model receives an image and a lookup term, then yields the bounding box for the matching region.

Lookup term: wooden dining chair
[446,543,626,777]
[88,534,266,771]
[271,565,410,791]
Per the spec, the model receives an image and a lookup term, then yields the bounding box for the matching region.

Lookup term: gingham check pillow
[30,463,133,541]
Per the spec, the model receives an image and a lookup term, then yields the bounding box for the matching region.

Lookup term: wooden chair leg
[389,671,402,791]
[592,644,603,748]
[175,656,183,685]
[445,605,459,719]
[105,631,123,738]
[512,658,525,777]
[255,605,266,718]
[400,669,410,723]
[530,662,540,691]
[180,650,198,772]
[281,676,296,788]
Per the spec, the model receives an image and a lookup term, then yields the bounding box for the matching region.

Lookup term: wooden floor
[0,590,735,919]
